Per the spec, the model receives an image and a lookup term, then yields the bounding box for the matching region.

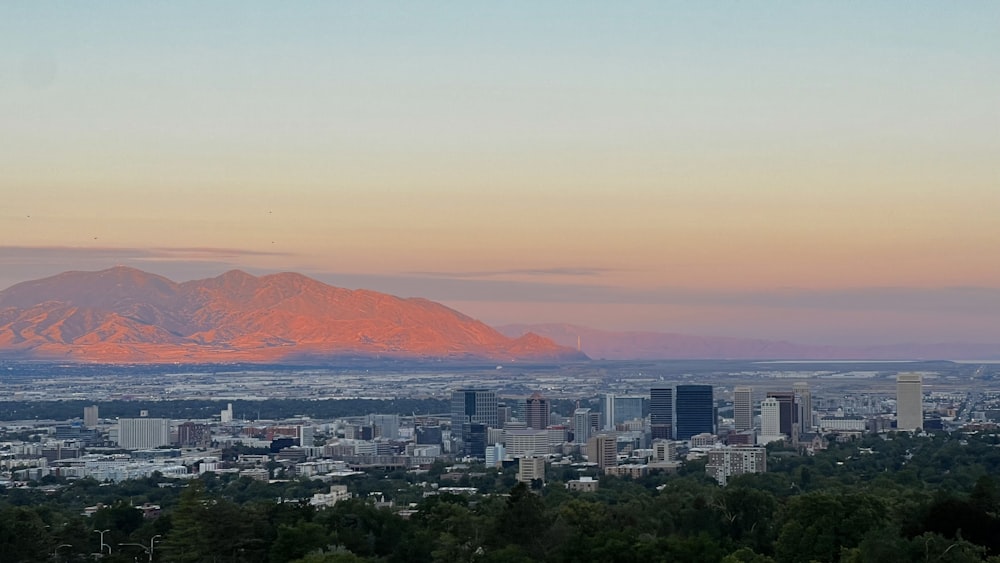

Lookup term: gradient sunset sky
[1,3,998,346]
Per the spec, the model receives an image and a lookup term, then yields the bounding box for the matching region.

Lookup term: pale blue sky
[1,3,998,345]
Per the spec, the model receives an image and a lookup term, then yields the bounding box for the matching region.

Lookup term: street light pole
[94,529,111,555]
[119,535,161,563]
[148,534,162,563]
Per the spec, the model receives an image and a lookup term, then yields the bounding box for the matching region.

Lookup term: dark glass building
[650,387,674,440]
[462,422,487,458]
[415,425,443,445]
[450,389,498,441]
[674,384,715,441]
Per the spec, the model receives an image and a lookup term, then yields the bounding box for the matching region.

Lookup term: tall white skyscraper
[896,373,923,431]
[602,393,615,431]
[734,387,753,431]
[760,397,782,442]
[573,408,593,443]
[117,418,171,450]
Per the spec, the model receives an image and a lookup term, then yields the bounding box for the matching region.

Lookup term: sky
[1,3,998,346]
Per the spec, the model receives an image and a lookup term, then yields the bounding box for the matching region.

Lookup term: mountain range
[2,267,995,363]
[497,323,1000,361]
[0,267,584,363]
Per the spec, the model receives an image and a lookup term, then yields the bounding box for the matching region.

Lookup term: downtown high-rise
[525,392,550,430]
[766,391,797,439]
[760,397,781,439]
[733,387,753,432]
[451,389,498,446]
[793,382,813,433]
[650,387,674,440]
[674,385,715,441]
[896,373,923,431]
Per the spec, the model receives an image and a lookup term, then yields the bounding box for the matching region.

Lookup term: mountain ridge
[0,267,585,363]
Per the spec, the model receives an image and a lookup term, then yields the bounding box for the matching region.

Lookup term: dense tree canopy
[5,431,1000,562]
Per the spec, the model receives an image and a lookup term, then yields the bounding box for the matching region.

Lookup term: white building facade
[758,397,784,444]
[117,418,171,450]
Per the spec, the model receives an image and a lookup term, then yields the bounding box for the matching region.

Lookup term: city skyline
[2,3,998,346]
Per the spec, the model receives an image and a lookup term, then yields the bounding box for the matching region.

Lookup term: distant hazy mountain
[497,323,1000,361]
[0,267,585,363]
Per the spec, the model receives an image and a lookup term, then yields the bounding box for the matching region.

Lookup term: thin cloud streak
[0,245,293,263]
[405,267,617,278]
[148,247,292,258]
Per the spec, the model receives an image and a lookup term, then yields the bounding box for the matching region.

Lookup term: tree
[494,483,549,558]
[160,481,212,563]
[290,548,372,563]
[721,547,776,563]
[774,492,887,563]
[972,475,999,515]
[714,485,778,554]
[315,499,404,559]
[270,522,331,563]
[93,502,145,540]
[159,481,263,563]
